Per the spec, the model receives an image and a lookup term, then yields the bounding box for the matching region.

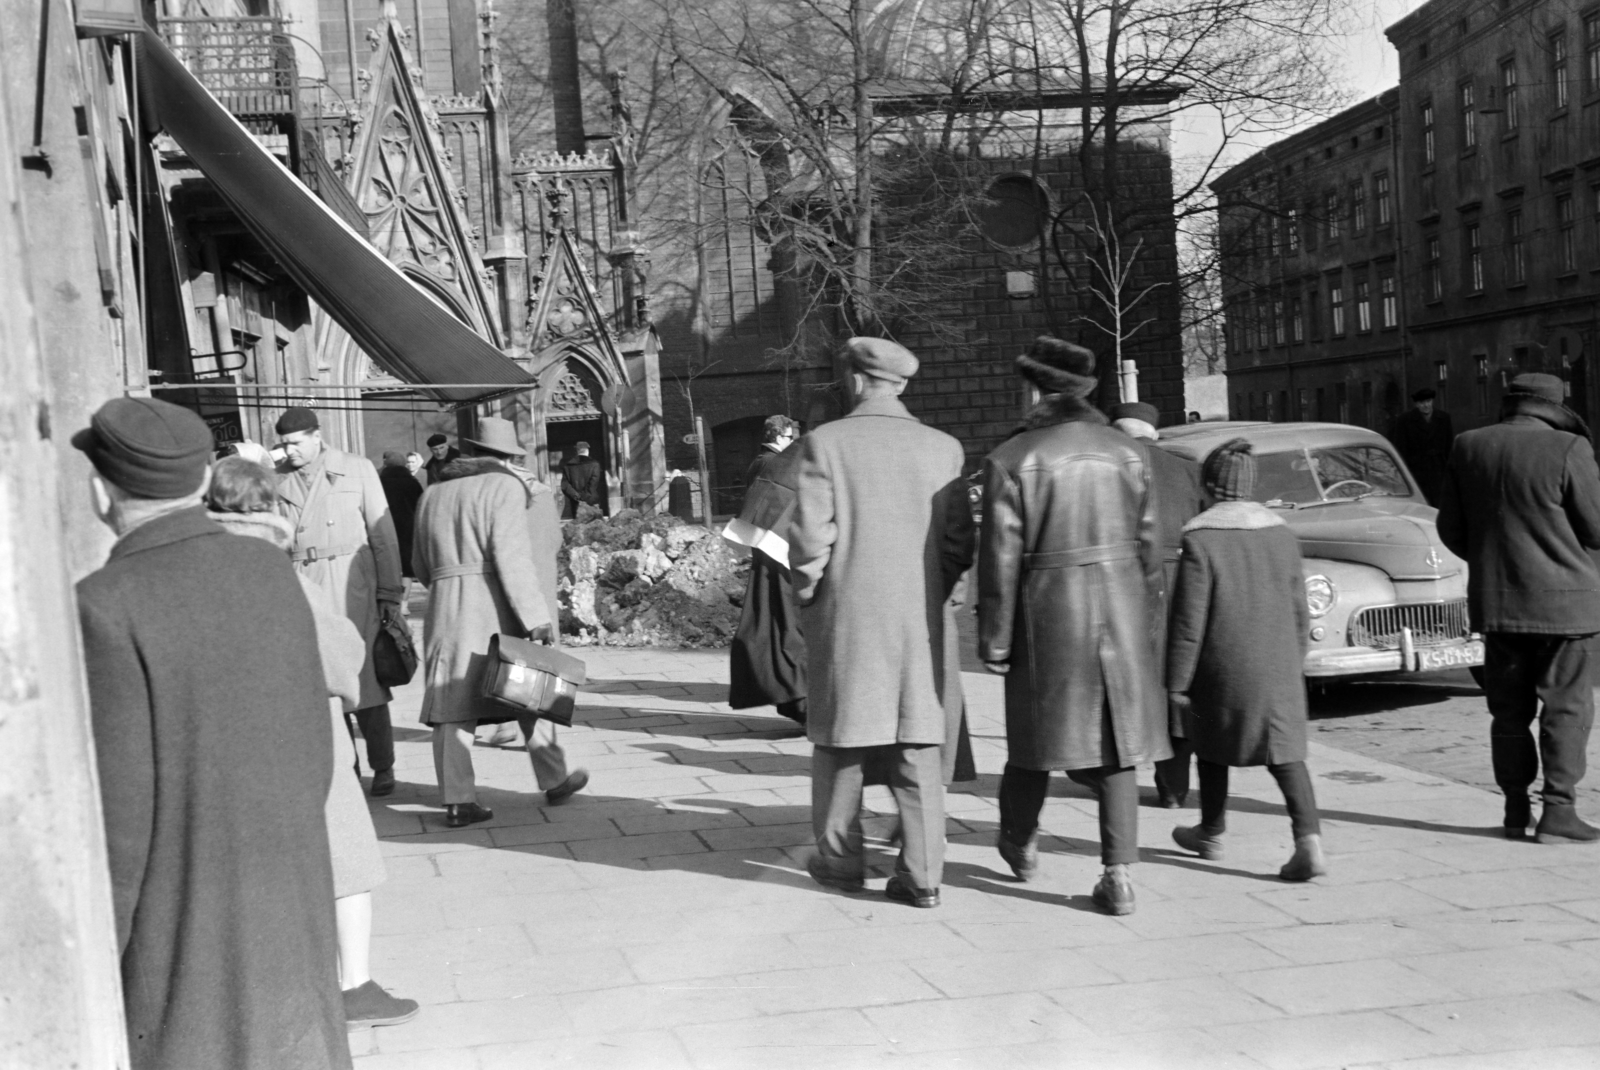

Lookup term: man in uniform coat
[414,418,588,826]
[1437,373,1600,843]
[1389,388,1454,504]
[790,337,976,909]
[980,339,1171,916]
[73,398,349,1070]
[1111,401,1207,807]
[275,407,405,796]
[560,440,606,518]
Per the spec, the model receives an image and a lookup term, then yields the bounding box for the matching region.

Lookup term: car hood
[1281,498,1464,580]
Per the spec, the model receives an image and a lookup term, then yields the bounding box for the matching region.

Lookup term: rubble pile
[558,507,747,647]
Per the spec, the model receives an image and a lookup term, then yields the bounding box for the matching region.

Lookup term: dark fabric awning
[136,29,533,407]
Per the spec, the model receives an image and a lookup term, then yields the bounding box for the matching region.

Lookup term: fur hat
[1202,438,1257,503]
[1016,336,1096,398]
[1506,373,1564,406]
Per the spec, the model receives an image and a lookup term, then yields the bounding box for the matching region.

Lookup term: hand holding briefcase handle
[481,629,586,727]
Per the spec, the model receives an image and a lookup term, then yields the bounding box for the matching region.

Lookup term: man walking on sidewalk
[1438,372,1600,843]
[276,407,405,797]
[790,337,975,908]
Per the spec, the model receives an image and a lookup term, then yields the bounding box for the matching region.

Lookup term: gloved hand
[527,623,554,645]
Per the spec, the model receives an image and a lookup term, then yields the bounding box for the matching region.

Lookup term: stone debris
[558,508,746,647]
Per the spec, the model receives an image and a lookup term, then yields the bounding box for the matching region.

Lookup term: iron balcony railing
[158,17,298,121]
[1348,600,1472,650]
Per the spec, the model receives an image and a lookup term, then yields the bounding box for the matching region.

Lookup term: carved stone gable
[525,225,629,390]
[547,363,602,419]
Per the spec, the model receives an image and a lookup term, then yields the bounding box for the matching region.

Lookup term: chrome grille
[1349,600,1471,649]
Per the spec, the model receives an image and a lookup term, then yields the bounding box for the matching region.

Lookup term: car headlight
[1305,574,1336,618]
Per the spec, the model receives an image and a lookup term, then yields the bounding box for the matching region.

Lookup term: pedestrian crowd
[67,334,1596,1068]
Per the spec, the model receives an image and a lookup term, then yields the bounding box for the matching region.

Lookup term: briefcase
[480,634,587,727]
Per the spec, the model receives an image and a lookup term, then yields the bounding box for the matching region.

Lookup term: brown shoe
[369,768,395,797]
[1091,864,1135,915]
[884,874,940,909]
[545,769,589,805]
[343,980,419,1030]
[1172,824,1225,860]
[1279,834,1329,881]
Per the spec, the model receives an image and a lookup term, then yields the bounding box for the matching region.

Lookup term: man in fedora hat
[1389,387,1455,504]
[560,439,606,518]
[979,338,1170,915]
[790,337,976,909]
[73,398,349,1069]
[413,417,588,826]
[275,406,404,796]
[1438,373,1600,844]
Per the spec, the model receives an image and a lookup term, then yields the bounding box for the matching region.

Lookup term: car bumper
[1304,637,1485,677]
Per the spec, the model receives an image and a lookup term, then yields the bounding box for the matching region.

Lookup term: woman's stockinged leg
[335,892,373,990]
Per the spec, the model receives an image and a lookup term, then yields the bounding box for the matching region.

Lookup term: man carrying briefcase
[412,418,589,827]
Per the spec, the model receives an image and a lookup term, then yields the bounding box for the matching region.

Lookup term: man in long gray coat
[413,417,588,827]
[790,337,976,908]
[73,398,349,1070]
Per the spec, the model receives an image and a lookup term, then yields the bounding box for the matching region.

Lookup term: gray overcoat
[790,395,976,749]
[414,462,553,726]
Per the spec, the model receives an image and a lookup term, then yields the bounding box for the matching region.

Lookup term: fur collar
[208,510,294,549]
[1023,394,1108,431]
[1183,500,1286,532]
[438,456,508,482]
[1504,395,1591,440]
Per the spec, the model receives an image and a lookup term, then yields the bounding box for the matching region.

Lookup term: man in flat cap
[791,337,975,909]
[1438,373,1600,844]
[1389,387,1455,504]
[1111,401,1206,808]
[560,439,606,518]
[275,407,405,796]
[979,339,1169,915]
[423,432,459,487]
[73,398,349,1070]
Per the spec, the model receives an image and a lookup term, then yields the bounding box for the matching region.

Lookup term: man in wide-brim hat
[978,337,1170,915]
[413,417,588,827]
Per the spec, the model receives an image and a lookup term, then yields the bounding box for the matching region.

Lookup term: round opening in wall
[976,175,1050,249]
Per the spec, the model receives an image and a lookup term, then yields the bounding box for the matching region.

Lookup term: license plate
[1416,640,1485,672]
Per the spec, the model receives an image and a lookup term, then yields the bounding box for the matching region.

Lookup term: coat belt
[431,562,497,579]
[1024,542,1139,569]
[292,542,363,565]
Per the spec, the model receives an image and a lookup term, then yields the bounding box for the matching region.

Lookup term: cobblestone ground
[343,612,1600,1070]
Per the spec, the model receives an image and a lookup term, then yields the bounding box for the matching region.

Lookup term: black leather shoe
[884,874,939,908]
[545,769,589,805]
[445,802,493,829]
[369,769,396,797]
[1504,794,1532,839]
[1535,804,1600,845]
[996,833,1039,882]
[806,855,865,894]
[1091,866,1135,916]
[1155,788,1187,809]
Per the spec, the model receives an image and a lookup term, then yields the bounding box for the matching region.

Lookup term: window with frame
[1272,297,1286,344]
[1501,60,1519,132]
[1257,298,1270,349]
[1460,80,1476,149]
[1588,14,1600,89]
[1476,355,1490,414]
[1375,173,1392,225]
[1325,191,1341,239]
[1507,210,1526,284]
[1379,274,1397,328]
[1355,278,1372,331]
[1285,208,1300,253]
[1265,390,1276,421]
[1554,31,1570,109]
[1466,222,1484,290]
[1289,296,1304,342]
[1307,290,1320,339]
[1558,193,1576,272]
[1426,237,1443,300]
[1422,102,1436,165]
[1336,382,1349,423]
[1297,388,1310,421]
[1351,181,1367,231]
[1330,280,1346,335]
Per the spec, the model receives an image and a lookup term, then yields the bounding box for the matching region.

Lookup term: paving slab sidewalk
[349,646,1600,1070]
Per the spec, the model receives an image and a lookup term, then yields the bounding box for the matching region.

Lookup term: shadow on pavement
[585,679,732,704]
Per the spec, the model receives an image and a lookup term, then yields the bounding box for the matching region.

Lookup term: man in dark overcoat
[1437,373,1600,843]
[1111,401,1206,808]
[560,440,606,518]
[979,339,1170,916]
[378,448,423,587]
[1389,388,1455,504]
[72,398,349,1070]
[791,338,976,908]
[726,415,807,727]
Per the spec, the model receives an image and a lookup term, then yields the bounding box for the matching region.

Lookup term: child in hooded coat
[1165,438,1327,881]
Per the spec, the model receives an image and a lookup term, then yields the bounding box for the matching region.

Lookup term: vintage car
[1155,421,1484,679]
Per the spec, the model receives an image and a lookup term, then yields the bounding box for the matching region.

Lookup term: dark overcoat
[1166,501,1310,766]
[730,444,808,713]
[76,507,349,1070]
[1145,441,1206,681]
[978,398,1169,771]
[790,395,975,752]
[1436,401,1600,635]
[378,463,424,577]
[560,456,605,517]
[414,462,552,725]
[1389,408,1455,504]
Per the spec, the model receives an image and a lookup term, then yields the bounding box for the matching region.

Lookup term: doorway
[547,417,609,517]
[711,415,766,515]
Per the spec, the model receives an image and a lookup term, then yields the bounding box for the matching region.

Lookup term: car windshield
[1253,445,1415,506]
